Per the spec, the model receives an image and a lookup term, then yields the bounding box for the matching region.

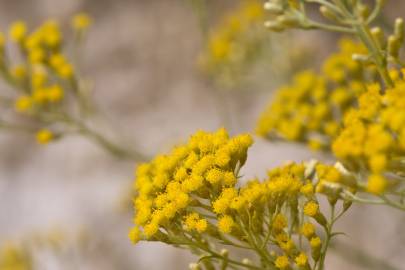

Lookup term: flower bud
[394,18,404,42]
[320,6,340,22]
[277,14,300,27]
[371,27,386,49]
[189,263,201,270]
[264,2,284,15]
[358,4,369,21]
[388,35,401,59]
[264,21,285,32]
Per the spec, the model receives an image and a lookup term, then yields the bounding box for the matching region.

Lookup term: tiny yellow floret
[275,255,289,269]
[310,236,322,249]
[303,201,319,217]
[218,215,235,234]
[72,13,92,30]
[295,252,308,267]
[300,222,315,238]
[128,227,141,244]
[366,174,387,195]
[9,21,27,42]
[14,96,32,112]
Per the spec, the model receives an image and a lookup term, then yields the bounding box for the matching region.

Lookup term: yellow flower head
[14,96,32,113]
[303,201,319,217]
[366,174,387,195]
[300,182,314,196]
[11,65,26,80]
[0,32,5,48]
[36,129,54,144]
[9,21,27,42]
[72,13,92,30]
[310,236,322,249]
[218,215,235,234]
[275,255,289,269]
[183,213,207,233]
[300,222,315,238]
[272,213,287,231]
[295,252,308,267]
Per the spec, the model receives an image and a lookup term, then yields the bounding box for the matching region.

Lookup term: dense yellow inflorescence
[332,73,405,195]
[256,39,372,150]
[198,0,266,88]
[129,128,253,242]
[130,129,345,269]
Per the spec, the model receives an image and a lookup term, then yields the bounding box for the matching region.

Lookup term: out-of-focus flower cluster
[129,129,350,269]
[0,14,91,144]
[332,73,405,195]
[198,0,266,88]
[256,38,374,151]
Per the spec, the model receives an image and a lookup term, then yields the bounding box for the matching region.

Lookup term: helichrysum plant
[129,1,405,269]
[129,129,354,269]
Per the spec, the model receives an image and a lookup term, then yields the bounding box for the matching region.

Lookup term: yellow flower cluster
[198,0,266,88]
[129,129,253,243]
[256,39,370,150]
[332,73,405,195]
[0,15,91,144]
[129,129,342,269]
[72,13,92,31]
[0,243,31,270]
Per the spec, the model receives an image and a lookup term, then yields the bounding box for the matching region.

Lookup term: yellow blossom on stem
[367,174,387,195]
[36,129,54,144]
[72,13,92,30]
[303,201,319,217]
[275,255,289,269]
[9,21,27,42]
[14,96,32,113]
[217,215,235,234]
[295,252,308,267]
[300,222,315,238]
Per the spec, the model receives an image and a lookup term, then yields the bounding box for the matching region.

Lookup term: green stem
[59,114,148,162]
[317,204,335,270]
[77,122,148,161]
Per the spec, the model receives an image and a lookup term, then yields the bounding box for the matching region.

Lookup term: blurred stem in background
[63,114,149,161]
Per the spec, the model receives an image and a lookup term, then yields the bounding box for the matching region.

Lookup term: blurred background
[0,0,404,269]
